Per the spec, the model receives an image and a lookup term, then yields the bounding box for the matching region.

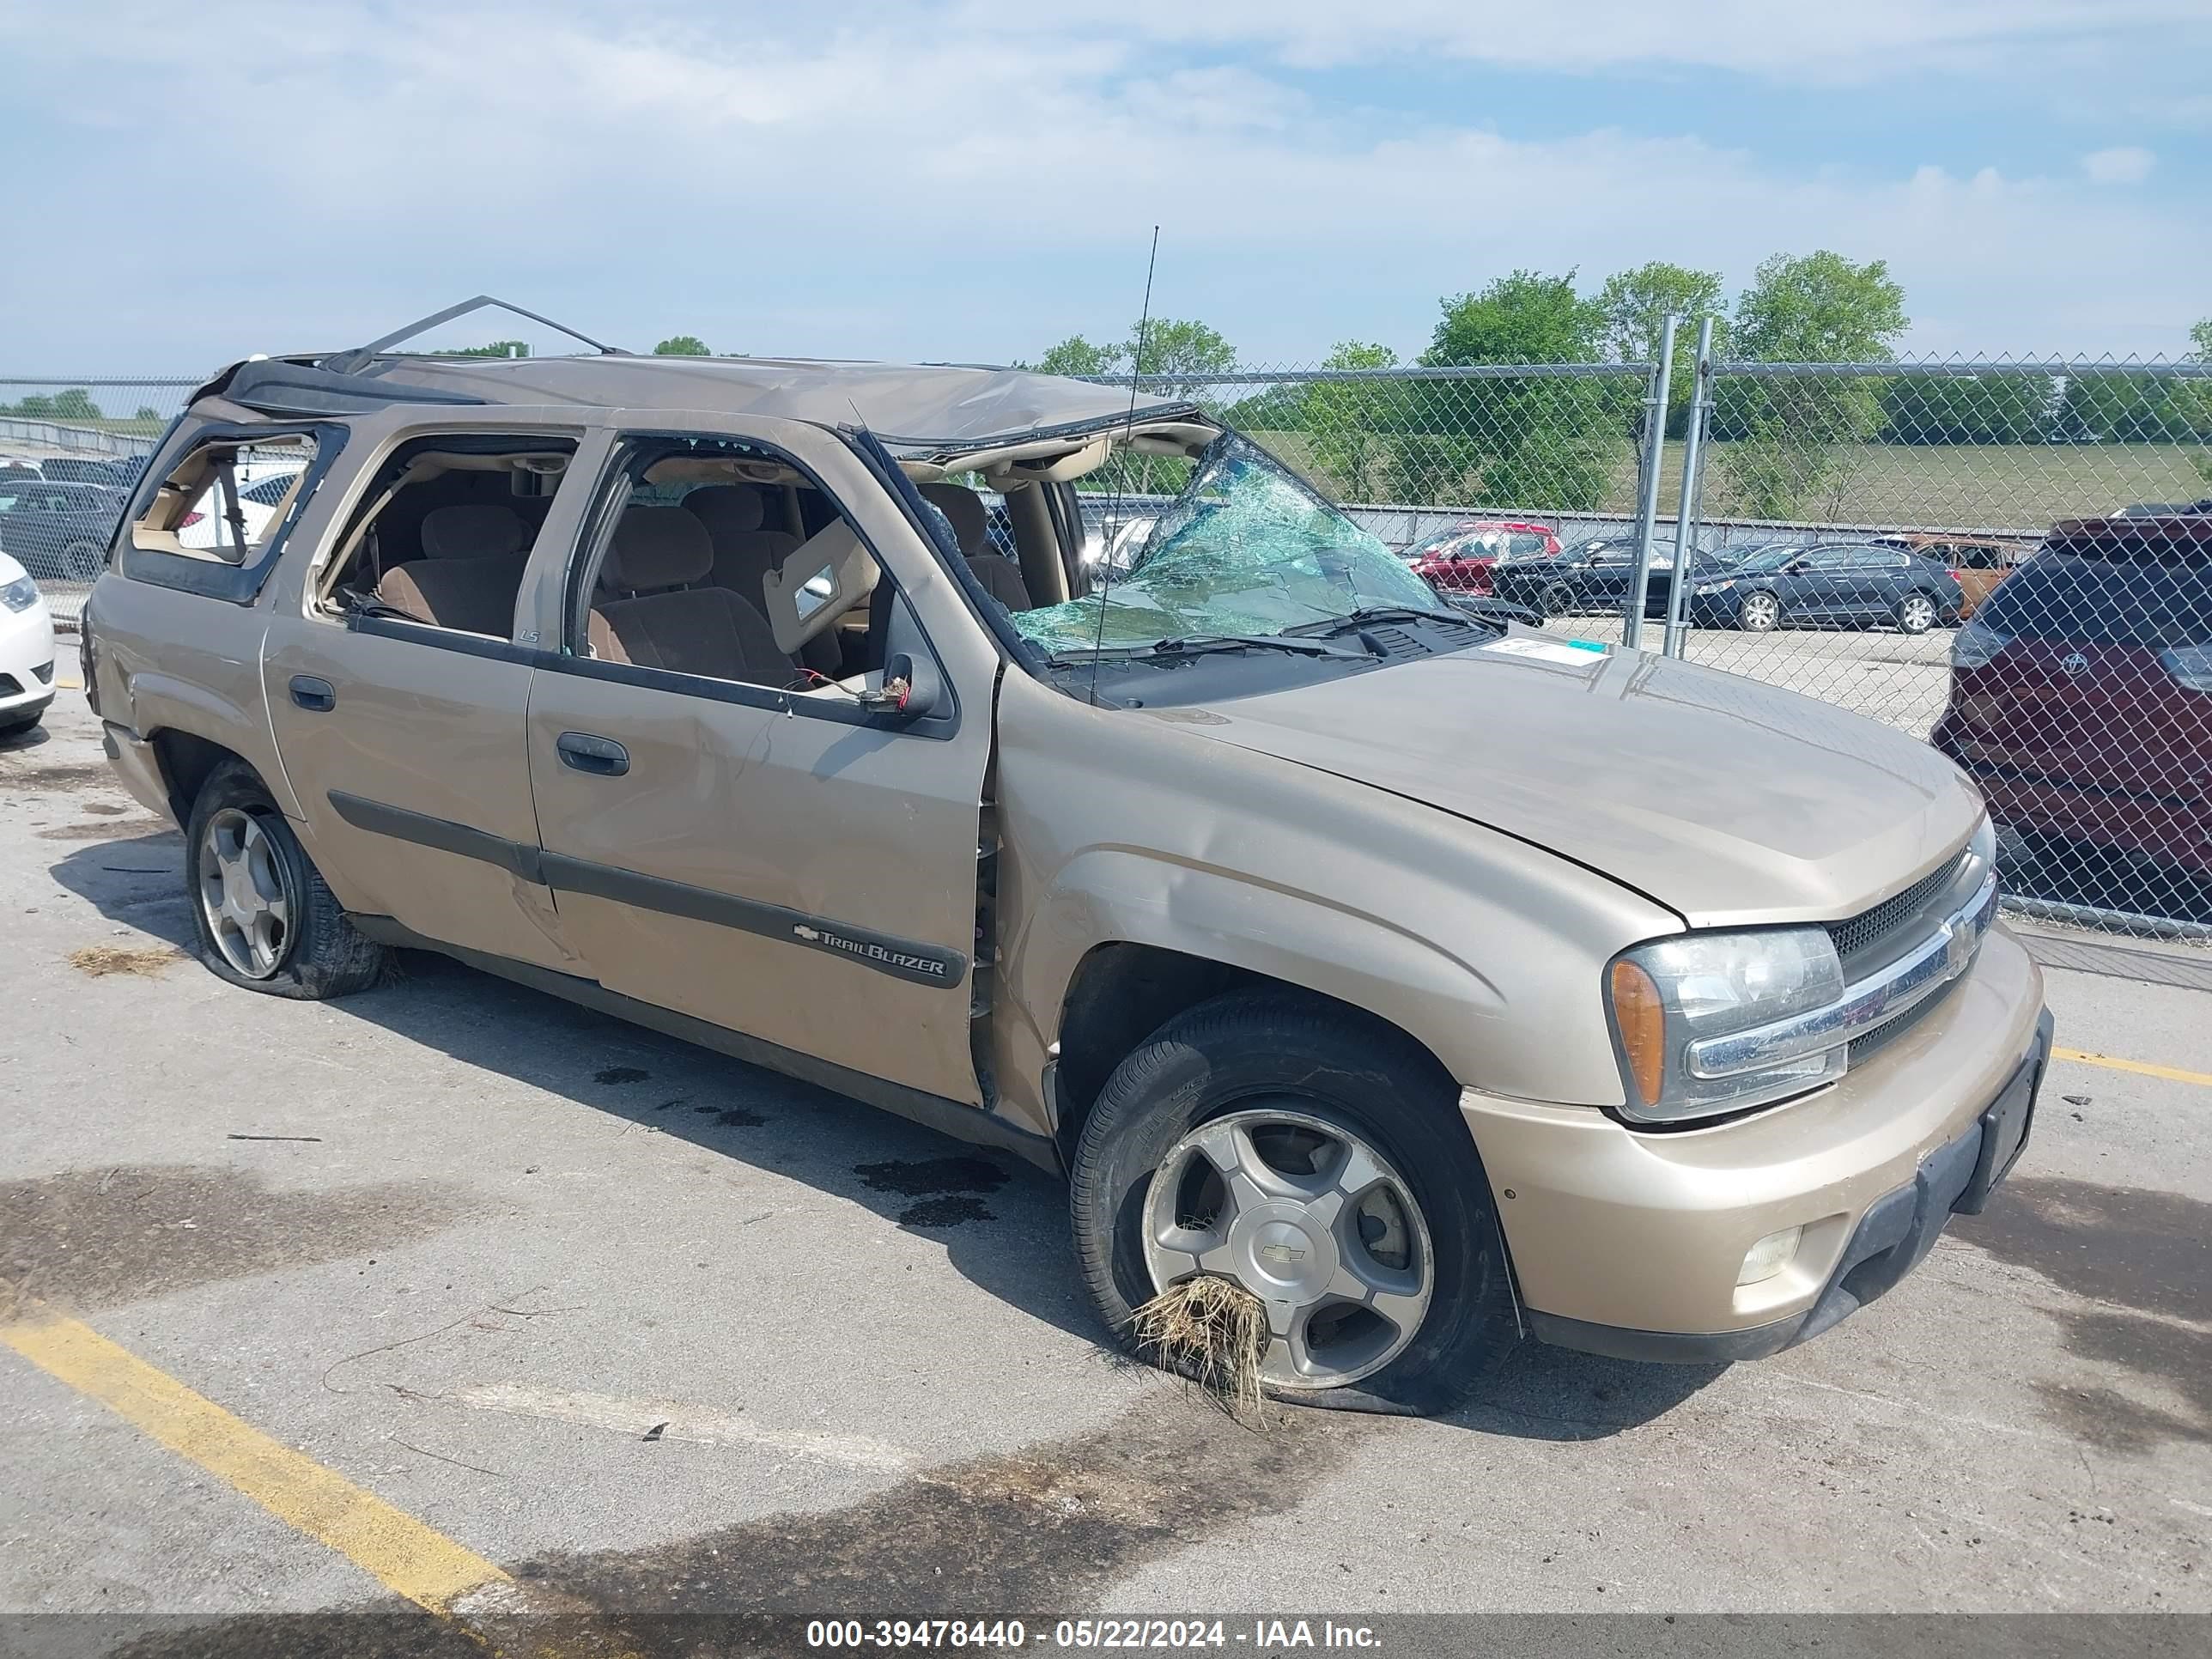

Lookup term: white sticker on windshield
[1481,636,1609,666]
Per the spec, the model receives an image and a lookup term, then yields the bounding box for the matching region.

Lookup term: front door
[519,415,999,1105]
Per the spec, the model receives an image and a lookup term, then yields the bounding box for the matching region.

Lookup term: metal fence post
[1661,316,1717,658]
[1622,314,1678,649]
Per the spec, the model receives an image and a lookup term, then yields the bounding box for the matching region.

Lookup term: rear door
[260,409,604,972]
[518,413,1001,1105]
[1783,549,1849,619]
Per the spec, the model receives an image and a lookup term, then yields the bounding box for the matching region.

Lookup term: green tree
[134,405,161,422]
[1301,342,1402,502]
[2192,319,2212,487]
[1879,372,2054,444]
[1128,318,1237,397]
[653,335,711,356]
[1026,318,1236,396]
[1597,261,1728,434]
[448,340,530,358]
[1028,335,1122,377]
[1720,251,1910,520]
[1392,270,1625,511]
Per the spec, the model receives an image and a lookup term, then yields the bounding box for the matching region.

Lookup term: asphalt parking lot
[3,690,2209,1648]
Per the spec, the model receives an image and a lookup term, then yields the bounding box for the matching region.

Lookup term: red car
[1400,519,1560,595]
[1933,514,2212,878]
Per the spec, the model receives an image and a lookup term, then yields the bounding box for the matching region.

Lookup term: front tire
[1738,590,1781,632]
[185,760,388,1000]
[1070,988,1519,1415]
[1538,580,1576,621]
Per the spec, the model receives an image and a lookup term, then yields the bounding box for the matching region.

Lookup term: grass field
[1251,431,2211,532]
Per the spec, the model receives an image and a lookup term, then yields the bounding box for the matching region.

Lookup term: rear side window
[1980,556,2212,648]
[119,427,341,602]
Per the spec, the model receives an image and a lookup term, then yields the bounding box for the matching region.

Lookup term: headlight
[1607,927,1846,1123]
[1694,580,1735,594]
[1,575,39,613]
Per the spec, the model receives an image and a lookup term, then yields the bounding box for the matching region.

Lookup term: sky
[1,0,2206,378]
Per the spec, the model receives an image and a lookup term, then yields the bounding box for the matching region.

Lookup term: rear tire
[60,539,104,582]
[185,760,388,1000]
[1069,988,1519,1415]
[1895,592,1937,635]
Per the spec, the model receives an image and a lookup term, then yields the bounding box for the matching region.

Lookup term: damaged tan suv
[83,303,2050,1413]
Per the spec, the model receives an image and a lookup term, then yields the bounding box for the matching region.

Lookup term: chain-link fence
[1,377,196,623]
[9,356,2210,939]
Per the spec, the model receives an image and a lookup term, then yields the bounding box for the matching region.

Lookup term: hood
[1171,632,1984,929]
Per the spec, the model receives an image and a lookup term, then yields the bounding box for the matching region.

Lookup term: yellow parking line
[2051,1045,2212,1088]
[0,1300,508,1617]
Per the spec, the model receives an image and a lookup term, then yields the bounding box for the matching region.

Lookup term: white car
[174,468,301,552]
[0,550,58,736]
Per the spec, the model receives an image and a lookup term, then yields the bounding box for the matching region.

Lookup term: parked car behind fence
[1935,514,2212,894]
[1689,543,1965,635]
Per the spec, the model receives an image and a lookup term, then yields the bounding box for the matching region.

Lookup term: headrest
[420,503,526,561]
[686,484,767,538]
[604,506,713,592]
[920,483,988,557]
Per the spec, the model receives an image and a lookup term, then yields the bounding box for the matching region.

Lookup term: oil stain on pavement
[1954,1176,2211,1451]
[853,1155,1009,1229]
[0,1164,475,1313]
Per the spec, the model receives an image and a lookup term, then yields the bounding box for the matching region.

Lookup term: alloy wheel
[1741,592,1779,631]
[1899,594,1936,634]
[197,807,293,979]
[1141,1107,1434,1390]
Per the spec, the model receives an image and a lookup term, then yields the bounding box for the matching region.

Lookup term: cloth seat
[374,503,532,636]
[591,506,797,685]
[920,483,1032,611]
[685,484,841,676]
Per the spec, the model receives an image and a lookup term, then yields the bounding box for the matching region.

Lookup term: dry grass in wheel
[1127,1276,1270,1424]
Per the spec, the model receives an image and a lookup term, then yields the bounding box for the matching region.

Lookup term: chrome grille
[1826,847,1968,970]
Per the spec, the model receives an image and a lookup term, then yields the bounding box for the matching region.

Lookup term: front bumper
[1936,724,2212,877]
[0,599,56,717]
[1460,923,2048,1359]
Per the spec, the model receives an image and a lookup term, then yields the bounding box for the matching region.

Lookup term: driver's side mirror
[859,591,948,724]
[863,650,943,722]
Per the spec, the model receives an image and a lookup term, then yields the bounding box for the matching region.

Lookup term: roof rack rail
[321,295,624,374]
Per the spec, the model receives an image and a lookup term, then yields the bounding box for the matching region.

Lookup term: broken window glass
[1012,433,1442,657]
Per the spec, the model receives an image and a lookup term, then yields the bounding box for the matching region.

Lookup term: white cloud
[0,3,2204,369]
[2081,145,2157,183]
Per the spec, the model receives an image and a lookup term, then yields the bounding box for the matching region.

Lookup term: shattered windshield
[1012,433,1442,658]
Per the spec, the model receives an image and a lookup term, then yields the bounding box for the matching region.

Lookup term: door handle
[556,732,629,776]
[289,675,336,713]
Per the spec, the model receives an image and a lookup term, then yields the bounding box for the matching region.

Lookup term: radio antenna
[1088,225,1161,708]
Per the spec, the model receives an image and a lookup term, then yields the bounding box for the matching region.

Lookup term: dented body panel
[86,346,2051,1367]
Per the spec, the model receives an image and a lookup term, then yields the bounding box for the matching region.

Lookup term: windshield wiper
[1060,633,1370,664]
[1282,604,1473,640]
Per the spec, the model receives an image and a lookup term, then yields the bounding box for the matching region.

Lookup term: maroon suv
[1933,514,2212,878]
